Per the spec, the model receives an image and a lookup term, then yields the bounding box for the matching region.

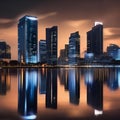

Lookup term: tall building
[39,40,47,64]
[65,44,69,60]
[59,49,66,64]
[58,44,69,65]
[46,26,58,65]
[87,22,103,57]
[68,31,80,65]
[18,15,38,64]
[0,41,11,61]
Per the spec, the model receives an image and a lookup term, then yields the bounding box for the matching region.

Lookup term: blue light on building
[18,15,38,63]
[107,44,120,60]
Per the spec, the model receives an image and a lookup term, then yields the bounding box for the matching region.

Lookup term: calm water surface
[0,67,120,120]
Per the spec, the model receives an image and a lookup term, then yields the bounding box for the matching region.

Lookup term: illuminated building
[46,26,58,65]
[39,40,47,64]
[0,41,11,61]
[68,31,80,65]
[18,15,38,63]
[107,44,120,60]
[87,22,103,57]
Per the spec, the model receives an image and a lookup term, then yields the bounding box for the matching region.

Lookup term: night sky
[0,0,120,59]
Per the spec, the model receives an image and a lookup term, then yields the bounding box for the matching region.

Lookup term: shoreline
[1,64,120,69]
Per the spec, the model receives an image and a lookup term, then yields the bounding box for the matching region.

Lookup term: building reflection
[58,68,69,91]
[85,68,103,116]
[0,69,11,95]
[106,68,120,90]
[39,68,47,94]
[46,68,57,109]
[68,68,80,105]
[18,68,38,120]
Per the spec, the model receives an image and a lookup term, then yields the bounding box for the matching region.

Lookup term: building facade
[68,31,80,65]
[46,26,58,65]
[87,22,103,57]
[39,40,47,64]
[58,44,69,65]
[107,44,120,60]
[0,41,11,61]
[18,15,38,64]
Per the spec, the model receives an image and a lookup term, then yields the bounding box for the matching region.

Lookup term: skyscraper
[58,44,69,65]
[68,31,80,65]
[39,40,47,64]
[0,41,11,61]
[87,22,103,57]
[18,15,38,64]
[46,26,58,65]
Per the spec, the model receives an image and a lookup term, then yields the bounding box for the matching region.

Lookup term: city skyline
[0,0,120,60]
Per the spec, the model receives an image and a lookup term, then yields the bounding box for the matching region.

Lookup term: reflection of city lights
[117,68,120,88]
[21,115,37,120]
[94,109,103,116]
[95,22,103,26]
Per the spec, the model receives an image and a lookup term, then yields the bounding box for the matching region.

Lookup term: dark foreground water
[0,67,120,120]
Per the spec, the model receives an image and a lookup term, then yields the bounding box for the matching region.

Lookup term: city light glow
[94,109,103,116]
[26,16,37,21]
[21,115,37,120]
[95,22,103,26]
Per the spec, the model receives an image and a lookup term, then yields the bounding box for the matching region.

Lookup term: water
[0,67,120,120]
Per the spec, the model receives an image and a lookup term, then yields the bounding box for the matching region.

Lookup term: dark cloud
[0,0,120,22]
[0,0,120,30]
[0,20,16,28]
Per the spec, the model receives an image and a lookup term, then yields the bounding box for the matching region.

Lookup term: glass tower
[68,31,80,65]
[46,26,58,65]
[39,40,47,64]
[18,15,38,64]
[87,22,103,57]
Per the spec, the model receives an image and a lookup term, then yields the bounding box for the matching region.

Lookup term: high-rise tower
[46,26,58,65]
[39,40,47,64]
[87,22,103,57]
[18,15,38,63]
[68,31,80,65]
